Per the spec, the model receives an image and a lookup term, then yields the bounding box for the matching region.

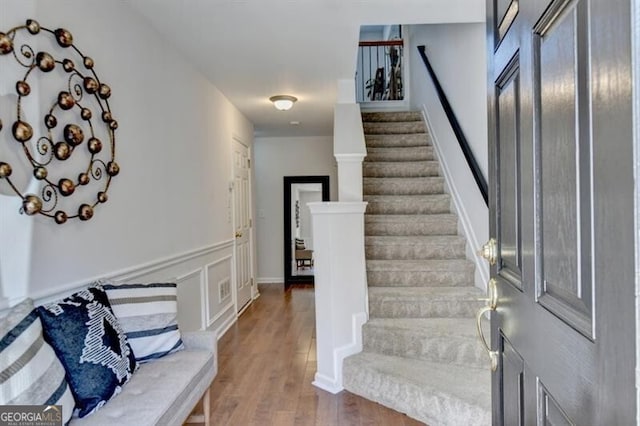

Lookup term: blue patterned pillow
[37,285,137,418]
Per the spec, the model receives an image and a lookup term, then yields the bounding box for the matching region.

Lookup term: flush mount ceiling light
[269,95,297,111]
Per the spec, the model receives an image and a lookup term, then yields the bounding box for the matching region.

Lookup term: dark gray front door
[486,0,636,423]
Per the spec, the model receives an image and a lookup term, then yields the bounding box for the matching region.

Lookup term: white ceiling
[128,0,484,138]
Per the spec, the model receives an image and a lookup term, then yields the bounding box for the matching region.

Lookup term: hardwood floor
[201,283,425,426]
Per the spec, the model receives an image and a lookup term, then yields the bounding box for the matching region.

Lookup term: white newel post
[309,202,368,394]
[334,103,366,202]
[308,79,369,393]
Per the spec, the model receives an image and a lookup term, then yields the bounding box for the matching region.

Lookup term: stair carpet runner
[342,111,491,426]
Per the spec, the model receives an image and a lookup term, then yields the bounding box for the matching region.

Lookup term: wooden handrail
[358,40,404,47]
[416,45,488,205]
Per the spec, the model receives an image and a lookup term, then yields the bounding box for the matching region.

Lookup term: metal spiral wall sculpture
[0,19,118,224]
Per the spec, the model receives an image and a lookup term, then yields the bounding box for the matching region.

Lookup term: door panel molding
[495,0,520,46]
[537,379,573,425]
[495,52,524,291]
[533,0,594,338]
[501,333,525,425]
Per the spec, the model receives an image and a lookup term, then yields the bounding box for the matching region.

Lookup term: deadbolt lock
[478,238,497,266]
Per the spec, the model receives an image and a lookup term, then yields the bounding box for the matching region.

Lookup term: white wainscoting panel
[13,240,239,341]
[205,254,235,333]
[176,268,205,332]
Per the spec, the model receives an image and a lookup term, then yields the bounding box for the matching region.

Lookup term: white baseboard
[313,372,343,394]
[214,313,237,341]
[256,277,284,284]
[421,105,490,290]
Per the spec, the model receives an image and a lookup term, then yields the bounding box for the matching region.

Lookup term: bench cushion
[69,347,215,425]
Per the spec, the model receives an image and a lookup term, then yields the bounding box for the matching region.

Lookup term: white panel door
[232,138,252,313]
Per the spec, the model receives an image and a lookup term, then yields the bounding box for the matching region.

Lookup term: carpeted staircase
[342,111,491,426]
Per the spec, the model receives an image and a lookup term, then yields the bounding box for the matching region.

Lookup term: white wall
[409,23,488,177]
[408,23,490,288]
[0,1,253,337]
[0,1,38,304]
[254,136,337,282]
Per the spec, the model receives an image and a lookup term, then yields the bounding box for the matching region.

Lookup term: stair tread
[343,352,491,426]
[363,176,444,183]
[366,317,480,336]
[365,214,457,223]
[368,286,483,299]
[366,146,433,153]
[366,259,474,271]
[363,318,490,369]
[361,111,423,122]
[366,145,432,151]
[365,147,434,162]
[365,235,465,244]
[364,194,449,201]
[365,134,430,147]
[364,160,438,166]
[364,122,426,135]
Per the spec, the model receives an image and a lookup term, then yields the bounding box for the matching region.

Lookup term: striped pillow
[0,299,75,423]
[102,282,184,363]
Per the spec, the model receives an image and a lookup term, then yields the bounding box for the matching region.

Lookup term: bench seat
[70,331,217,426]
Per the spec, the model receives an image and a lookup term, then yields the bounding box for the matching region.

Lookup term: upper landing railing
[356,40,404,103]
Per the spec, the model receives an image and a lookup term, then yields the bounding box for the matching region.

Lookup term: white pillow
[0,298,75,423]
[102,282,184,363]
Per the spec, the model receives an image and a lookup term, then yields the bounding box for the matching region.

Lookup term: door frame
[283,175,330,290]
[633,0,640,415]
[231,135,255,315]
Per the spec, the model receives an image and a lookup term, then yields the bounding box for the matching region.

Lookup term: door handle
[476,278,499,372]
[235,231,243,238]
[478,238,497,265]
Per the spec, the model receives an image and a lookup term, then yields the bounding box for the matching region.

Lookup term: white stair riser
[364,121,426,134]
[365,147,435,162]
[362,112,423,122]
[365,134,430,148]
[363,162,440,178]
[366,270,474,287]
[365,221,458,236]
[369,298,482,318]
[366,199,450,215]
[363,178,444,195]
[363,327,488,369]
[365,243,465,260]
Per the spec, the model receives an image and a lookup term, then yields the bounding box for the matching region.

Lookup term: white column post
[309,202,367,393]
[334,80,367,202]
